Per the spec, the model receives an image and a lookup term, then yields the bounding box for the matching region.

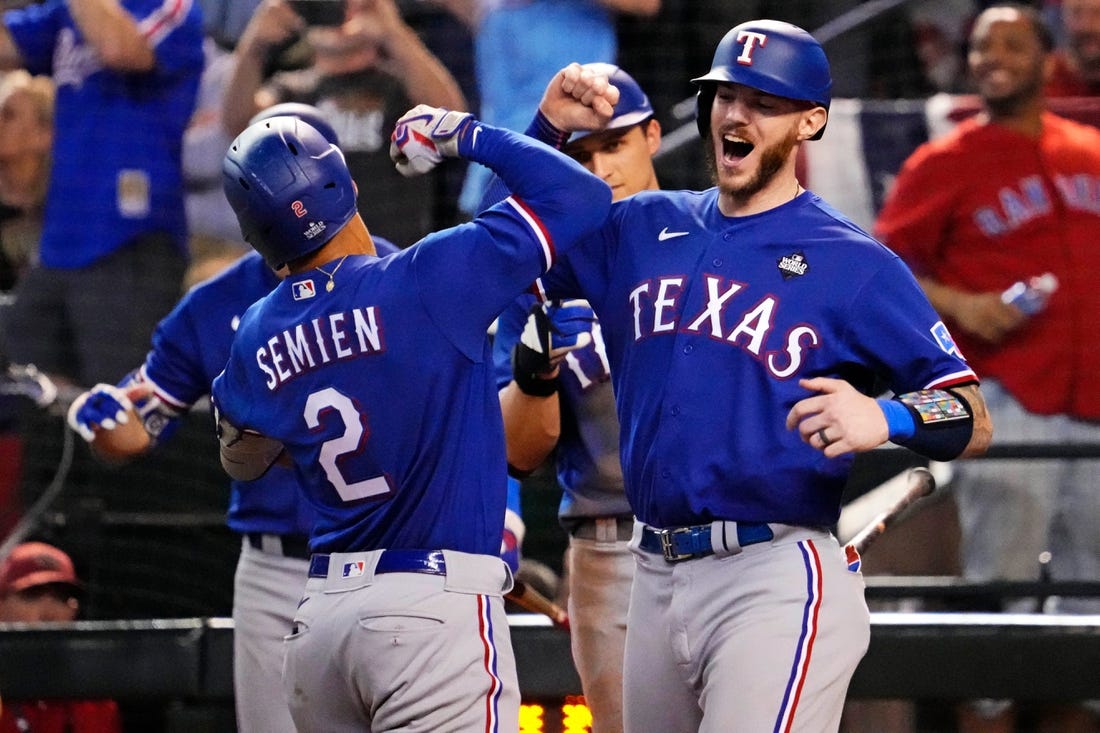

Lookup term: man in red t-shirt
[0,542,122,733]
[876,6,1100,732]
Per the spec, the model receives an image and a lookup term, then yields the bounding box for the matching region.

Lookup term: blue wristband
[524,110,569,150]
[877,398,916,441]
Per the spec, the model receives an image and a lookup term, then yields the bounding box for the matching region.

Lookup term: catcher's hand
[67,383,133,442]
[389,105,474,177]
[512,299,594,396]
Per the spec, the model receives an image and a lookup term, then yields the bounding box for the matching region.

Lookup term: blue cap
[569,63,654,143]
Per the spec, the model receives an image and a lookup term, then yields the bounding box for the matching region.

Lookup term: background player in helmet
[522,21,992,733]
[488,63,660,733]
[210,78,613,730]
[64,102,393,733]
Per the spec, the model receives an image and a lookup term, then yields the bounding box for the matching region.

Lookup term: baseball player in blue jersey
[490,63,660,733]
[0,0,203,386]
[209,89,612,730]
[65,105,376,733]
[524,23,993,733]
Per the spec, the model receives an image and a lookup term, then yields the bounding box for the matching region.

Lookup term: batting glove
[512,300,594,396]
[389,104,474,177]
[67,383,133,443]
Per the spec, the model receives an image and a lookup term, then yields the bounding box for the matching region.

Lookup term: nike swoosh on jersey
[471,125,481,148]
[658,227,690,241]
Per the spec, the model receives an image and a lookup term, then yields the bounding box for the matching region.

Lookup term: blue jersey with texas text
[536,188,977,529]
[212,124,610,555]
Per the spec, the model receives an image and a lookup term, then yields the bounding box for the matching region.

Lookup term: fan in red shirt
[0,542,121,733]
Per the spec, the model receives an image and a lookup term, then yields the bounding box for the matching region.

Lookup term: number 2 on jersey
[304,386,391,502]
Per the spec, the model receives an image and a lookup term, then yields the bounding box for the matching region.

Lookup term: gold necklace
[315,254,349,292]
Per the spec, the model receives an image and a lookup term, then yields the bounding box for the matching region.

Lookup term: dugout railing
[1,611,1100,703]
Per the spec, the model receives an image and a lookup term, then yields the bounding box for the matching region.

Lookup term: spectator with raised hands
[223,0,467,247]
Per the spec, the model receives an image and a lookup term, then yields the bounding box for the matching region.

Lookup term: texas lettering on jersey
[256,306,385,391]
[628,274,819,379]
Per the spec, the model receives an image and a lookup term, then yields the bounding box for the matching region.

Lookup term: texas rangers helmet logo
[292,279,317,301]
[342,561,366,578]
[736,31,768,64]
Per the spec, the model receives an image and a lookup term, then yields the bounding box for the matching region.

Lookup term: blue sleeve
[477,111,571,213]
[847,256,977,393]
[132,0,205,80]
[143,295,210,409]
[413,124,610,358]
[3,0,65,73]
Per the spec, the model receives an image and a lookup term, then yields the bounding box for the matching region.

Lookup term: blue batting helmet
[569,63,654,143]
[249,102,341,148]
[223,116,357,269]
[692,19,831,140]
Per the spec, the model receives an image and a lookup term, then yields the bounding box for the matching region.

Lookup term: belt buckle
[658,527,696,562]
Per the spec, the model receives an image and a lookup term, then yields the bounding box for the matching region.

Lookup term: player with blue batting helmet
[692,19,832,140]
[223,116,357,269]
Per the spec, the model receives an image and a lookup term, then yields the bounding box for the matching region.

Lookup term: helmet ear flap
[694,84,717,139]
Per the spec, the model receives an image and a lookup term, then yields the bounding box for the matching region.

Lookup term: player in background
[526,21,992,733]
[210,81,613,731]
[488,63,659,733]
[875,6,1100,732]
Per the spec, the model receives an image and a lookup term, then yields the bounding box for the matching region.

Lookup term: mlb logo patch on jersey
[292,280,317,301]
[930,320,964,358]
[845,544,862,573]
[342,560,366,578]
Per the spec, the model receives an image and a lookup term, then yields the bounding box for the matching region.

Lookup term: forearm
[66,0,154,70]
[953,383,992,458]
[500,383,560,474]
[383,24,467,111]
[222,40,271,137]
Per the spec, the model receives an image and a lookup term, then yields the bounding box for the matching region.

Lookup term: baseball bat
[506,578,570,632]
[845,466,937,555]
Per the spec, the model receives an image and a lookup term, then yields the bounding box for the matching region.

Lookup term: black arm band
[877,388,974,461]
[511,344,559,397]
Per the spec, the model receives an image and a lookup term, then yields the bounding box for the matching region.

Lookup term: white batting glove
[67,383,133,442]
[389,105,474,177]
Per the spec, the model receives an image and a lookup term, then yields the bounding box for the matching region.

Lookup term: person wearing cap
[0,541,123,733]
[487,62,659,733]
[488,20,991,732]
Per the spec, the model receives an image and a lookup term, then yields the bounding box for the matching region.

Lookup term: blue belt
[308,549,447,578]
[639,522,774,562]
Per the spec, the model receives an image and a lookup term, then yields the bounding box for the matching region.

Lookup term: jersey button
[683,344,693,354]
[712,258,722,267]
[671,405,680,416]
